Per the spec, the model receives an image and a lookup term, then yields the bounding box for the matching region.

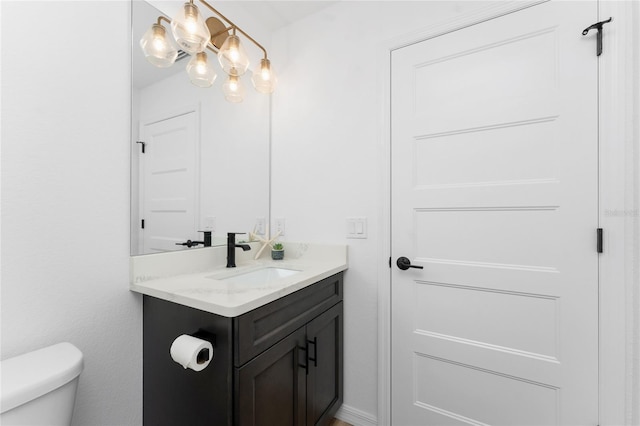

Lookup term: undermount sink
[209,267,301,287]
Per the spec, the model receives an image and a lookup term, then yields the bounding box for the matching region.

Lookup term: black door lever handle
[396,257,424,270]
[176,240,203,248]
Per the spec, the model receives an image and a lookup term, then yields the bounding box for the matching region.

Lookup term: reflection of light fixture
[251,58,277,94]
[222,69,245,103]
[187,52,217,87]
[139,21,178,68]
[140,0,277,102]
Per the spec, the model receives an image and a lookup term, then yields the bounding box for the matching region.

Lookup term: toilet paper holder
[191,330,216,364]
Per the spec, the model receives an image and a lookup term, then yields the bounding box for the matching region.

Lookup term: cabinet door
[236,328,307,426]
[306,302,343,426]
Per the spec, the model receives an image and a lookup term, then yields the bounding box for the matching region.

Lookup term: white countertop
[130,243,347,317]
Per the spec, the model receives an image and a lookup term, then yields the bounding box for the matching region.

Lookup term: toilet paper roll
[170,335,213,372]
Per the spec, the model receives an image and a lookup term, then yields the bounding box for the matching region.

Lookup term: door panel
[412,282,558,358]
[391,2,598,425]
[413,122,559,187]
[413,353,558,426]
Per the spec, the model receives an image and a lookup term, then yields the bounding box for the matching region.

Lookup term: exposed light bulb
[196,63,207,75]
[185,19,198,34]
[229,47,240,63]
[261,67,271,81]
[184,7,197,33]
[152,35,166,52]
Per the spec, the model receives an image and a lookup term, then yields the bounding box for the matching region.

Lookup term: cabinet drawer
[233,273,343,367]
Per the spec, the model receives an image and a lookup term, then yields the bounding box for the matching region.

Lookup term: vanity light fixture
[140,0,278,101]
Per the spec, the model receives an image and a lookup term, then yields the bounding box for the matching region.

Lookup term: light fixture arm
[156,15,171,26]
[205,44,219,55]
[197,0,269,60]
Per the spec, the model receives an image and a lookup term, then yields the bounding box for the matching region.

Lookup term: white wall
[1,2,141,425]
[269,2,498,420]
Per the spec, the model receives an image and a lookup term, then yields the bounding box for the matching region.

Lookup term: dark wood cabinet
[235,301,343,426]
[143,272,344,426]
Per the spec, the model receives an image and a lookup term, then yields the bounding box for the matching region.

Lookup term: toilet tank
[1,342,84,426]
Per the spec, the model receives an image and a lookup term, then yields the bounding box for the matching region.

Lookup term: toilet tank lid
[1,342,84,414]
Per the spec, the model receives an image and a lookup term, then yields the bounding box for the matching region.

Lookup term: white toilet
[1,342,84,426]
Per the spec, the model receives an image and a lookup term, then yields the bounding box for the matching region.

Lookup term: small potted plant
[271,242,284,260]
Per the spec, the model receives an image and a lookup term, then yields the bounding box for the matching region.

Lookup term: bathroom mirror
[130,0,270,255]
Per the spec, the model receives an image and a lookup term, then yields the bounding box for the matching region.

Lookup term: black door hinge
[136,140,146,154]
[141,219,145,229]
[597,228,603,253]
[582,17,612,57]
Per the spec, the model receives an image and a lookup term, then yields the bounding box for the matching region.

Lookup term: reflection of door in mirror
[138,109,199,254]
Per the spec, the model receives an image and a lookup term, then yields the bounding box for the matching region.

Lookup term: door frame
[377,1,640,425]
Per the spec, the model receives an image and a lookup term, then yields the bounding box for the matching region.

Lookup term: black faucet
[199,231,212,247]
[227,232,251,268]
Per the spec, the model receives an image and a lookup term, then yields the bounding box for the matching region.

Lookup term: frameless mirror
[131,0,270,255]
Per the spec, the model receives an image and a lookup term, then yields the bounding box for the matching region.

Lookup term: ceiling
[133,1,338,89]
[225,1,339,32]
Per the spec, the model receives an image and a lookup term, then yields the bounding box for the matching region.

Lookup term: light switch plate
[203,216,216,232]
[255,217,265,235]
[275,218,286,236]
[346,217,367,239]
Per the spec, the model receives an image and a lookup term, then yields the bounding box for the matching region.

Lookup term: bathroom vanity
[131,243,347,426]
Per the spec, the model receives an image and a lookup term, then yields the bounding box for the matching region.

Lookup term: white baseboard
[335,404,378,426]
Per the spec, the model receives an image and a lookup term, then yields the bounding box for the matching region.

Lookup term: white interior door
[391,2,598,425]
[140,110,199,254]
